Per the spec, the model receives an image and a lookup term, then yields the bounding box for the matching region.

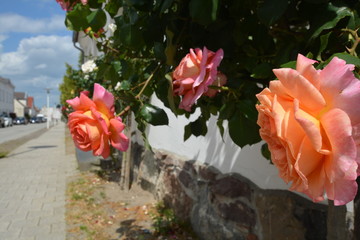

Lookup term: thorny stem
[117,64,161,117]
[135,64,160,99]
[117,105,131,117]
[130,81,146,91]
[342,28,360,56]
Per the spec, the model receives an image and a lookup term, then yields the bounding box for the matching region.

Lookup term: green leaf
[112,61,122,73]
[154,42,166,61]
[317,32,332,60]
[217,119,225,140]
[258,0,289,26]
[228,110,261,148]
[87,9,106,32]
[219,102,235,120]
[250,62,273,79]
[140,104,169,126]
[160,0,174,13]
[96,63,111,80]
[310,3,352,40]
[189,0,219,25]
[333,53,360,67]
[190,117,207,137]
[165,28,176,66]
[65,5,91,31]
[105,0,123,17]
[120,81,131,91]
[261,143,272,161]
[117,22,144,49]
[165,73,177,114]
[126,0,152,11]
[317,52,360,70]
[280,61,296,69]
[237,100,258,122]
[184,123,192,141]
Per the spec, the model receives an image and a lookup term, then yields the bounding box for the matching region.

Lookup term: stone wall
[136,149,353,240]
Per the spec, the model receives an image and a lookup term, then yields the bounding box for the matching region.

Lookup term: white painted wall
[148,95,288,190]
[0,78,15,114]
[147,95,354,212]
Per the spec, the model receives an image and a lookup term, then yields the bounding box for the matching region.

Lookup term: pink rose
[55,0,75,11]
[256,54,360,205]
[173,47,224,111]
[67,83,129,159]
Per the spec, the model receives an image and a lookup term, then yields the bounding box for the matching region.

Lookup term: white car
[0,113,13,127]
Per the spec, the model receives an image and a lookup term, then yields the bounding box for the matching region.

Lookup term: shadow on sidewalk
[7,145,57,158]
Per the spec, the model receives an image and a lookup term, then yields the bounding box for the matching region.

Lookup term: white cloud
[0,35,79,107]
[0,14,66,34]
[0,34,7,53]
[35,63,47,69]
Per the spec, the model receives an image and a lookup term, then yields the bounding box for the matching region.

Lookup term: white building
[14,92,28,118]
[0,77,15,114]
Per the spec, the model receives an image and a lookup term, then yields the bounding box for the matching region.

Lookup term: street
[0,123,47,145]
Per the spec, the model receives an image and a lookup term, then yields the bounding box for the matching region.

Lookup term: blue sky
[0,0,79,108]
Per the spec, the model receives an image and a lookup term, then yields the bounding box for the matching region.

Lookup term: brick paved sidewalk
[0,122,77,240]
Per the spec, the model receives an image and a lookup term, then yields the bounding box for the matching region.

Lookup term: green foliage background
[60,0,360,149]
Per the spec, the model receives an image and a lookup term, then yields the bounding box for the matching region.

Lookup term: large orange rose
[256,54,360,205]
[67,83,129,159]
[173,47,224,111]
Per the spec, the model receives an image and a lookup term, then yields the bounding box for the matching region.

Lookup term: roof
[15,92,26,100]
[0,77,15,89]
[27,96,34,108]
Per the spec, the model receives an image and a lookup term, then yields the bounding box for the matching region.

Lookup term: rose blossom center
[83,110,110,127]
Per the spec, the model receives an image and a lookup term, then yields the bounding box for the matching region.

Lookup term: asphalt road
[0,122,47,145]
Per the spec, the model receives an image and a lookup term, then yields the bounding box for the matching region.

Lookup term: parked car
[0,113,13,127]
[14,117,27,125]
[29,117,38,123]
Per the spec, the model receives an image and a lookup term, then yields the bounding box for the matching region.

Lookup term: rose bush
[256,54,360,205]
[172,47,224,111]
[67,83,129,159]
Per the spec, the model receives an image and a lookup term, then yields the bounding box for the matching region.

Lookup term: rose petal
[320,57,360,125]
[93,83,115,117]
[321,108,357,181]
[294,137,323,188]
[293,99,323,152]
[67,91,95,111]
[90,107,110,135]
[303,162,326,203]
[273,68,326,113]
[295,54,320,89]
[109,118,129,151]
[193,47,208,88]
[326,177,358,206]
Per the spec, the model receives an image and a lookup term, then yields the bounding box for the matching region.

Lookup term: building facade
[14,92,28,118]
[0,77,15,114]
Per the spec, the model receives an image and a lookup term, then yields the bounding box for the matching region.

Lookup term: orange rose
[67,83,129,158]
[256,54,360,205]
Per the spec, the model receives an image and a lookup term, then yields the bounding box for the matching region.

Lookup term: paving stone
[8,218,40,231]
[20,225,51,237]
[0,221,10,231]
[0,229,21,240]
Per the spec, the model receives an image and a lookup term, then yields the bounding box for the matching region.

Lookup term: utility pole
[45,88,52,129]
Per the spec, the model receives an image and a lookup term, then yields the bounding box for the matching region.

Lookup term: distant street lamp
[45,88,52,129]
